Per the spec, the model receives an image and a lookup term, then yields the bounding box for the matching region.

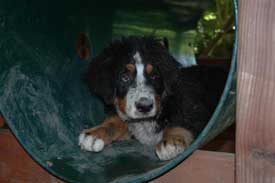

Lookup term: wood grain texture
[0,129,64,183]
[237,0,275,182]
[0,129,234,183]
[151,151,234,183]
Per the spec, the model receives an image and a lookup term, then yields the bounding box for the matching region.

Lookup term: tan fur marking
[146,64,153,74]
[114,97,126,114]
[156,127,193,151]
[83,115,129,145]
[126,64,135,73]
[155,143,161,153]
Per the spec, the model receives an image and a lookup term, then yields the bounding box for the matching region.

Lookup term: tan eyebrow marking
[146,64,153,74]
[126,64,135,73]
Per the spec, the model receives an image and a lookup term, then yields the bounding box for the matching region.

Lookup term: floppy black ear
[83,52,116,106]
[157,53,181,95]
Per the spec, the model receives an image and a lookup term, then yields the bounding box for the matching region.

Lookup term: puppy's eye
[121,73,130,82]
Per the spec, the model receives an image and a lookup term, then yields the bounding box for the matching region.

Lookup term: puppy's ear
[83,53,116,106]
[158,54,180,95]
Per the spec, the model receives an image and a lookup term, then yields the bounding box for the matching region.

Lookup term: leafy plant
[194,0,234,58]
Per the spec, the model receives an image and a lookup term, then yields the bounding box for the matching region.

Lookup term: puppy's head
[85,36,179,121]
[114,51,164,120]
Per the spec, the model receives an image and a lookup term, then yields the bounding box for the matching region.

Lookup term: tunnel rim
[1,0,238,182]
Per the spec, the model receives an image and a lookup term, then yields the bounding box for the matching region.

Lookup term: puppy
[78,36,227,161]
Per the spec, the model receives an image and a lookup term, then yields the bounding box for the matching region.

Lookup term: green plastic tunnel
[0,0,237,182]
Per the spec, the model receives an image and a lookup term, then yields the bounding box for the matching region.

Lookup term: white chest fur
[128,121,163,146]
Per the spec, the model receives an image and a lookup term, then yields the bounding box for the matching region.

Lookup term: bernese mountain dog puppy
[78,36,227,161]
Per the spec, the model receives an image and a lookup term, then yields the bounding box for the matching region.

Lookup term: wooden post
[237,0,275,182]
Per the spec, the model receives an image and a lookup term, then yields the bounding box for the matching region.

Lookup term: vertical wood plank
[237,0,275,183]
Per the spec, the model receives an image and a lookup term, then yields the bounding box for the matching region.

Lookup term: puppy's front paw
[78,133,105,152]
[155,136,186,161]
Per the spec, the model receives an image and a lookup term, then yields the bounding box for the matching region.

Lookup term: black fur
[84,36,227,138]
[84,36,179,105]
[157,65,228,136]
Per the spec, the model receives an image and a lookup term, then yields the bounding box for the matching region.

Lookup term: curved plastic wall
[0,0,237,182]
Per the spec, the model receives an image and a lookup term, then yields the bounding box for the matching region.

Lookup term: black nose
[135,97,153,113]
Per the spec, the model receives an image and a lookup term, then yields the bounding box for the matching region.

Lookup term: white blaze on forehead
[133,52,145,84]
[116,51,157,121]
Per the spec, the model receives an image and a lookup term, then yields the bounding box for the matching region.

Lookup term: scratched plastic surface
[0,0,237,182]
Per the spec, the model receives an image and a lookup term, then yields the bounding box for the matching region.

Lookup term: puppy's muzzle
[135,97,153,113]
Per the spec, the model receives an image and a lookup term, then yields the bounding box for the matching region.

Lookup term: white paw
[156,142,185,161]
[78,133,105,152]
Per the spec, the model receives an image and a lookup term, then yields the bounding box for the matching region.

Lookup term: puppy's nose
[135,97,153,113]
